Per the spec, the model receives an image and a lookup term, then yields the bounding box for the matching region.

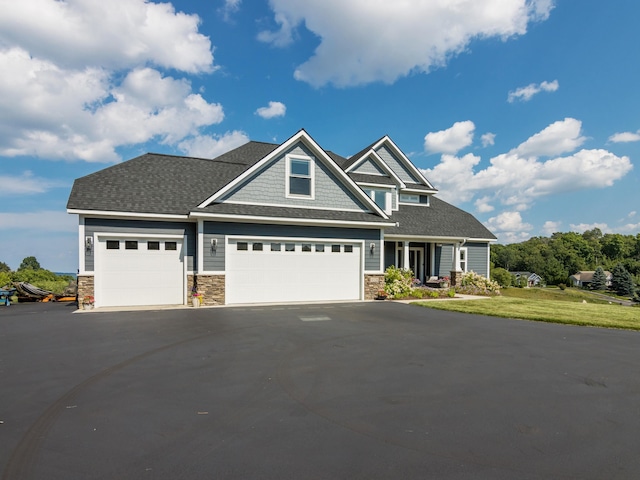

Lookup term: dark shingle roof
[386,197,497,240]
[196,202,392,224]
[404,182,436,192]
[348,173,397,186]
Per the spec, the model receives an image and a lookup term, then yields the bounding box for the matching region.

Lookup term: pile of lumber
[13,282,76,302]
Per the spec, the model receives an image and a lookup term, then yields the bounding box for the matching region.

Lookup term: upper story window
[400,193,430,206]
[287,155,314,198]
[365,188,390,213]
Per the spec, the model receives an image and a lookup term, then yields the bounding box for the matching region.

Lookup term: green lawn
[412,288,640,330]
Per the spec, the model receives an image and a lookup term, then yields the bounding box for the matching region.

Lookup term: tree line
[490,228,640,289]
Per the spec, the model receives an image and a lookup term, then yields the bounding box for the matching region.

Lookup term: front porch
[383,239,467,286]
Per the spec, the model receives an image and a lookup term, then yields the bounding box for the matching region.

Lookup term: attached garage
[225,238,362,304]
[95,236,185,307]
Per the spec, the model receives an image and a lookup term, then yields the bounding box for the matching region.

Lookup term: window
[147,241,160,250]
[125,241,138,250]
[315,244,325,252]
[165,241,177,251]
[287,156,313,197]
[106,240,119,250]
[236,242,248,251]
[252,242,263,251]
[344,245,353,253]
[285,243,295,252]
[365,189,388,211]
[302,243,311,252]
[271,242,281,252]
[400,193,420,203]
[460,248,467,272]
[331,244,341,253]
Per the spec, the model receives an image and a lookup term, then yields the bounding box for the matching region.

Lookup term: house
[569,271,612,288]
[67,129,496,308]
[509,271,543,287]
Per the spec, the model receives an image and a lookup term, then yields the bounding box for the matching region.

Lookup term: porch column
[430,243,436,277]
[451,242,463,286]
[403,242,410,272]
[197,218,204,274]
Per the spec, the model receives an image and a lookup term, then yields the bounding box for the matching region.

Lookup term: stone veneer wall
[194,274,225,306]
[450,270,463,287]
[364,274,385,300]
[77,275,94,304]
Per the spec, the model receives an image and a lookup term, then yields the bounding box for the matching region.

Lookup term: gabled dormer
[197,129,389,219]
[346,136,437,211]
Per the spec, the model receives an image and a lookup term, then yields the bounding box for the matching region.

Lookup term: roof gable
[198,129,389,218]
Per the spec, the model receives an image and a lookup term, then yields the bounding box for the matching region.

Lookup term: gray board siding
[203,222,381,272]
[436,243,489,277]
[84,218,196,272]
[353,158,386,175]
[221,143,369,212]
[375,145,421,184]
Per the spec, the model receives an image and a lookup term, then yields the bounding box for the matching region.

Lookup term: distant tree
[611,263,636,297]
[490,267,512,287]
[0,261,10,273]
[590,266,607,291]
[18,256,41,271]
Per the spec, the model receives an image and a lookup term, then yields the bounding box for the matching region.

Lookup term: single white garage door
[226,239,362,304]
[95,237,184,307]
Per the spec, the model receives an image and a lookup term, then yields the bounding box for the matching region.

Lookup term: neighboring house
[510,271,543,287]
[570,271,612,288]
[67,129,496,308]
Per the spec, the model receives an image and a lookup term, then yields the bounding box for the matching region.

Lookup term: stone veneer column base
[193,274,225,306]
[364,274,385,300]
[77,275,94,304]
[450,270,463,287]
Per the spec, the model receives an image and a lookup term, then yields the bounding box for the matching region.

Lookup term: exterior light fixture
[370,242,375,254]
[210,238,217,252]
[85,236,93,253]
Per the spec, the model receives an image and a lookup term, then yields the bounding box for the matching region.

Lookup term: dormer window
[286,155,314,198]
[364,188,391,214]
[400,193,430,206]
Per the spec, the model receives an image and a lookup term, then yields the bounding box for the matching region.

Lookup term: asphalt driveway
[1,301,639,479]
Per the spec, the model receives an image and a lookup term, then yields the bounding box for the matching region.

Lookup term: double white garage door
[226,238,362,304]
[95,236,363,307]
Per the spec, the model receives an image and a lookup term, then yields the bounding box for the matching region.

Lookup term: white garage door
[95,237,184,307]
[226,239,362,305]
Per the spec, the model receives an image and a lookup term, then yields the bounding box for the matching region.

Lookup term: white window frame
[285,154,315,199]
[365,188,392,214]
[399,193,420,203]
[460,247,468,272]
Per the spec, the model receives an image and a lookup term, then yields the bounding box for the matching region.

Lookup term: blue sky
[1,0,638,272]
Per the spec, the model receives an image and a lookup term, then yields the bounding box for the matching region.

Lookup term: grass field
[412,287,640,330]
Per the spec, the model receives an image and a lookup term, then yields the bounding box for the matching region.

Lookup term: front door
[409,247,424,281]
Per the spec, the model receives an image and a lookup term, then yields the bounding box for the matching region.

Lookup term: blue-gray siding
[353,158,386,175]
[203,222,381,272]
[84,218,196,272]
[436,243,489,277]
[221,142,369,212]
[375,145,421,184]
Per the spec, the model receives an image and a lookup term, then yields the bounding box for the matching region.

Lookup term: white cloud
[422,119,633,208]
[424,121,475,154]
[474,196,494,213]
[508,79,559,102]
[481,132,496,147]
[629,211,637,218]
[484,211,533,243]
[513,117,586,157]
[259,0,554,87]
[220,0,242,21]
[569,222,610,234]
[542,220,562,236]
[0,1,224,163]
[608,131,640,143]
[255,101,287,119]
[0,171,62,195]
[178,130,250,159]
[0,0,213,73]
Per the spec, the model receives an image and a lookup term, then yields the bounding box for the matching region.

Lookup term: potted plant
[439,276,450,288]
[375,289,388,300]
[82,295,94,310]
[191,293,202,307]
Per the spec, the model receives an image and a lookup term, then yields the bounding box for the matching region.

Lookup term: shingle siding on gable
[375,145,421,184]
[203,222,381,272]
[220,143,369,212]
[353,158,386,175]
[83,218,197,272]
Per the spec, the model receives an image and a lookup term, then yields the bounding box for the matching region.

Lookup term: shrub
[410,288,425,299]
[384,265,414,297]
[447,288,456,298]
[558,283,566,290]
[491,267,512,287]
[457,271,501,296]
